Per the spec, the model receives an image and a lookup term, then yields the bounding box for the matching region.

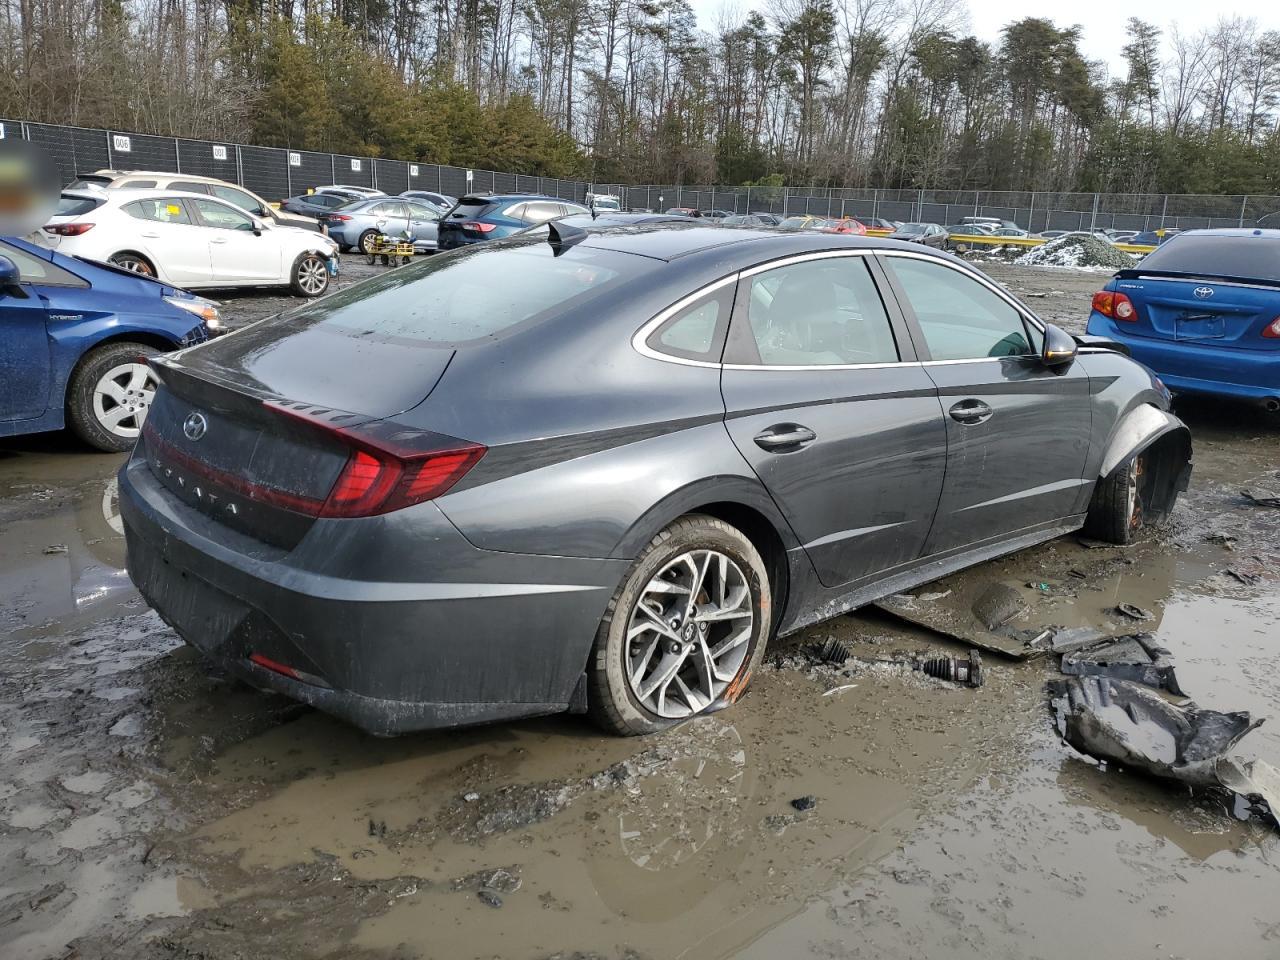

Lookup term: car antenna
[547,220,588,255]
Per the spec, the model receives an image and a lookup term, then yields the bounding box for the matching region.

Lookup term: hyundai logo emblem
[1193,286,1214,299]
[183,412,208,441]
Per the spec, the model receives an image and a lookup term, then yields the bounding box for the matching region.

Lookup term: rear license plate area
[1174,314,1225,340]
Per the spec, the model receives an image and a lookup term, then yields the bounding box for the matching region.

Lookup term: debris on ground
[1049,676,1276,829]
[1016,233,1137,271]
[1059,633,1185,695]
[1240,488,1280,508]
[790,795,818,812]
[873,583,1035,659]
[971,582,1027,630]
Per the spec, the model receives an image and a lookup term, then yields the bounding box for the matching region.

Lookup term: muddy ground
[2,258,1279,960]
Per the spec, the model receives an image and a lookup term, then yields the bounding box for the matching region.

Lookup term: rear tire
[108,252,156,277]
[67,342,161,452]
[588,515,771,736]
[290,252,329,297]
[358,231,378,255]
[1083,453,1146,545]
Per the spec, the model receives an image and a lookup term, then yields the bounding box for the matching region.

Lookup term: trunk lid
[142,309,455,548]
[1113,274,1280,350]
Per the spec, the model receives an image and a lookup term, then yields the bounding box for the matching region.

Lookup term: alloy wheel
[297,256,328,295]
[92,362,157,439]
[624,549,754,719]
[1126,455,1146,532]
[110,255,154,277]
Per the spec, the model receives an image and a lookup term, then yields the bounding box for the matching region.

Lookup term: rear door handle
[210,237,229,244]
[948,399,993,425]
[140,231,160,239]
[753,424,817,451]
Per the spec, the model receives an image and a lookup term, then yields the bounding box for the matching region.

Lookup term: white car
[41,189,338,297]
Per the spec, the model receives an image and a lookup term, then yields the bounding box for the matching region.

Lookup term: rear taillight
[462,221,496,233]
[265,402,486,518]
[45,223,94,236]
[326,214,351,222]
[1264,317,1280,339]
[1092,290,1136,321]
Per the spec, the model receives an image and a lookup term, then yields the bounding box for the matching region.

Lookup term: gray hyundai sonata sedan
[119,225,1192,736]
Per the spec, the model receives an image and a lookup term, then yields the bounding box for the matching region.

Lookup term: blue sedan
[1087,229,1280,410]
[0,236,221,451]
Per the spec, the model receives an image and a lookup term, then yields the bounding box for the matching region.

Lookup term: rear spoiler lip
[1115,268,1280,290]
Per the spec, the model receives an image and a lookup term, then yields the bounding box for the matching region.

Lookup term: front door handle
[754,424,817,451]
[210,237,229,244]
[949,399,993,425]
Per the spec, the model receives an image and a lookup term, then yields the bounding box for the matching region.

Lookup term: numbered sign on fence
[351,159,362,172]
[112,135,131,153]
[409,164,419,177]
[288,152,301,167]
[212,145,227,161]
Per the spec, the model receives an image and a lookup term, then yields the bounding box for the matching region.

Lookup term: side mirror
[0,255,25,297]
[1041,323,1078,368]
[251,218,267,236]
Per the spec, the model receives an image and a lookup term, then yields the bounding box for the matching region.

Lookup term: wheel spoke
[98,379,127,404]
[127,366,149,392]
[101,405,131,428]
[629,636,661,688]
[641,648,688,702]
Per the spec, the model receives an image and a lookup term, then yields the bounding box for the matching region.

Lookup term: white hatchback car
[42,189,339,297]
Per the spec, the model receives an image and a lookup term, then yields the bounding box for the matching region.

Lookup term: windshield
[593,199,620,210]
[1137,234,1280,283]
[278,240,653,345]
[899,223,927,233]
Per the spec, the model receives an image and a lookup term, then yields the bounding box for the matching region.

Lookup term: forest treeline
[3,0,1280,194]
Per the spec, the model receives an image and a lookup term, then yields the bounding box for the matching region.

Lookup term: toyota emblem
[183,412,208,441]
[1193,286,1214,299]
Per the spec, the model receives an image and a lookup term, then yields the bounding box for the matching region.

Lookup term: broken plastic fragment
[1060,633,1184,696]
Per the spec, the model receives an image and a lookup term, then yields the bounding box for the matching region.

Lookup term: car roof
[104,187,255,205]
[577,224,932,264]
[1169,228,1280,239]
[463,193,573,203]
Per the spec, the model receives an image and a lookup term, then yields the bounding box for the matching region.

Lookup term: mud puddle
[3,264,1280,959]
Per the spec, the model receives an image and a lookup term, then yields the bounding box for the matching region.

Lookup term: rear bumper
[119,455,628,734]
[1086,315,1280,401]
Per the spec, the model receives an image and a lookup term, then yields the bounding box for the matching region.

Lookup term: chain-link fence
[629,186,1280,231]
[6,119,1278,230]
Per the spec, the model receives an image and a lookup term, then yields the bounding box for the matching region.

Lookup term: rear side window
[733,257,899,366]
[647,287,734,361]
[289,242,651,345]
[520,201,563,224]
[118,179,157,189]
[1139,235,1280,283]
[170,181,211,194]
[123,198,193,224]
[887,257,1034,360]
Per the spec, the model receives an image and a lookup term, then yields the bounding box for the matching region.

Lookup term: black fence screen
[6,119,1277,230]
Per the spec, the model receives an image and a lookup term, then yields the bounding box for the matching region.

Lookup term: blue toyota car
[1,236,221,452]
[1087,228,1280,410]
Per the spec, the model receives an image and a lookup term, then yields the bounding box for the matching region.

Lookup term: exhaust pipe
[1262,397,1280,414]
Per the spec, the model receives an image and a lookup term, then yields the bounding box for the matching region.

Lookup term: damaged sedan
[118,225,1192,736]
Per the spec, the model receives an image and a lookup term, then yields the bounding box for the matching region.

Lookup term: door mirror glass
[1041,323,1078,367]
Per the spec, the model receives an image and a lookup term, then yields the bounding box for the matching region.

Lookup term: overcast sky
[688,0,1280,76]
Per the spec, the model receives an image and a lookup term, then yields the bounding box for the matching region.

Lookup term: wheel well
[686,501,790,637]
[110,250,156,272]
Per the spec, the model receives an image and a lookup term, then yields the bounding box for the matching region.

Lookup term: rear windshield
[1138,235,1280,283]
[283,240,652,345]
[448,199,495,220]
[57,195,105,216]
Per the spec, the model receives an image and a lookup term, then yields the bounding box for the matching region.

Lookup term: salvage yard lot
[1,258,1278,960]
